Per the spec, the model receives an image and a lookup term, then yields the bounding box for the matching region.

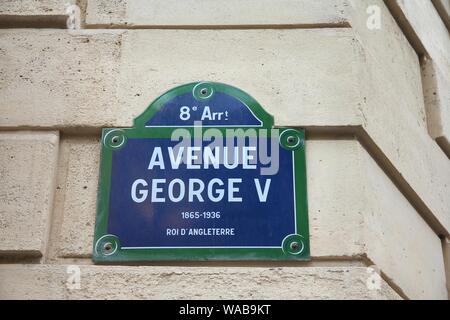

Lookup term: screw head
[287,136,296,144]
[103,242,113,254]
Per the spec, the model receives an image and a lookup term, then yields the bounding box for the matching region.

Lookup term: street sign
[93,82,309,261]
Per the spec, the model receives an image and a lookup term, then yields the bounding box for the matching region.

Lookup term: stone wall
[0,0,449,300]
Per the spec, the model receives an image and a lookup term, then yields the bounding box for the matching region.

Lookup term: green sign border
[93,82,310,262]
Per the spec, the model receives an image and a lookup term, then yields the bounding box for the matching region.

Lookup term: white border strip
[292,151,297,234]
[122,246,281,249]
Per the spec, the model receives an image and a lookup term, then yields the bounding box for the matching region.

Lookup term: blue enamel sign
[93,82,309,261]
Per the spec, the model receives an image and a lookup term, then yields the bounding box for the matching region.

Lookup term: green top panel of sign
[93,82,310,262]
[134,82,274,129]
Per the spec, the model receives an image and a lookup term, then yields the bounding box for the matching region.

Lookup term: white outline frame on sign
[120,152,298,250]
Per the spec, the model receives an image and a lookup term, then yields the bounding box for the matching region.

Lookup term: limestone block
[349,0,450,235]
[306,139,365,258]
[85,0,126,26]
[0,265,400,299]
[433,0,450,30]
[115,29,361,128]
[390,0,450,69]
[422,58,450,156]
[308,137,447,299]
[0,0,72,27]
[54,137,100,258]
[0,0,69,16]
[85,0,350,27]
[387,0,450,153]
[388,0,450,68]
[310,139,447,299]
[0,28,361,129]
[361,146,448,300]
[348,0,428,130]
[0,29,123,129]
[0,131,59,256]
[360,52,450,236]
[443,238,450,298]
